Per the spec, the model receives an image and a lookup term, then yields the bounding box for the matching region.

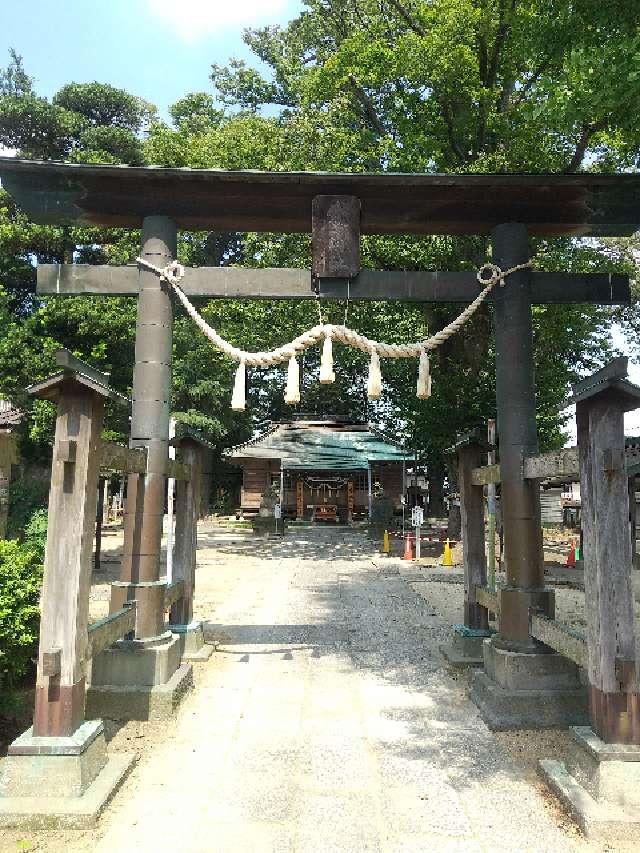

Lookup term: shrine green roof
[224,421,407,470]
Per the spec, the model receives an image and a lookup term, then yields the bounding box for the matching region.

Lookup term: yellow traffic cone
[382,529,390,556]
[442,538,453,567]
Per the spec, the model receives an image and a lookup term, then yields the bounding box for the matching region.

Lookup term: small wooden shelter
[225,417,406,522]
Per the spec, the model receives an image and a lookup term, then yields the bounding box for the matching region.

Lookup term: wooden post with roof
[0,351,136,828]
[539,359,640,834]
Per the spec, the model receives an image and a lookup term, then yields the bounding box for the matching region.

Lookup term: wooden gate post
[296,478,304,520]
[168,437,212,661]
[574,360,640,743]
[170,437,202,626]
[0,432,18,539]
[27,371,109,736]
[440,434,491,669]
[458,440,489,632]
[0,361,137,824]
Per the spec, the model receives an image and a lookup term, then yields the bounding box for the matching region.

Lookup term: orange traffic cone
[403,533,413,561]
[566,540,576,568]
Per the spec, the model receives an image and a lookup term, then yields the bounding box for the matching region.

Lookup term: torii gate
[0,158,637,732]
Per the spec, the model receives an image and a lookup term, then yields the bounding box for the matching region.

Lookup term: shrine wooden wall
[241,458,279,511]
[239,459,405,516]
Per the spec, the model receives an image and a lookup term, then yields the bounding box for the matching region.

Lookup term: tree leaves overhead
[202,0,640,173]
[53,82,156,131]
[0,55,151,164]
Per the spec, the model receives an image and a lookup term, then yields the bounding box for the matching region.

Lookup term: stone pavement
[83,527,589,852]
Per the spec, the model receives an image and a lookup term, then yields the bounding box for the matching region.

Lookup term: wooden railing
[98,439,190,480]
[99,439,146,474]
[164,580,185,612]
[475,585,500,615]
[471,444,639,486]
[529,612,587,669]
[87,602,136,659]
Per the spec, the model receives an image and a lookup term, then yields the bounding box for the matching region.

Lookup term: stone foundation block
[539,726,640,839]
[86,663,193,721]
[440,626,492,670]
[170,620,215,662]
[90,631,181,687]
[1,720,106,799]
[472,639,588,729]
[0,720,135,829]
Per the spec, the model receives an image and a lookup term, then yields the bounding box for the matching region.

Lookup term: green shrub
[23,508,48,561]
[7,477,48,540]
[0,539,43,686]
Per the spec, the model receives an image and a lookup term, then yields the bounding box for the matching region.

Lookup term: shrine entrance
[298,472,351,523]
[1,157,640,834]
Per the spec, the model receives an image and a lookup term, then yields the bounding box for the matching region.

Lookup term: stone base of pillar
[539,726,640,839]
[86,633,193,720]
[471,638,588,729]
[440,625,493,670]
[169,620,215,662]
[0,720,134,829]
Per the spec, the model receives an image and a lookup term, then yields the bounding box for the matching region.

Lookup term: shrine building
[225,417,407,522]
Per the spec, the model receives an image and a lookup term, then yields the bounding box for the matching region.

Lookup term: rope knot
[160,260,185,285]
[477,263,503,287]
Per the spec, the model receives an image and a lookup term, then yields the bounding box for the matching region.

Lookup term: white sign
[274,504,282,519]
[411,506,424,527]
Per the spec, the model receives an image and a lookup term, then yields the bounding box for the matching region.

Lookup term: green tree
[0,56,152,164]
[0,49,33,98]
[145,0,637,507]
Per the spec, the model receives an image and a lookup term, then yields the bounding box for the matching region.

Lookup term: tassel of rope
[231,361,246,411]
[284,354,301,404]
[417,350,431,400]
[319,330,335,384]
[367,348,382,400]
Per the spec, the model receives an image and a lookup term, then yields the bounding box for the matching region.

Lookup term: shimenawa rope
[136,256,531,409]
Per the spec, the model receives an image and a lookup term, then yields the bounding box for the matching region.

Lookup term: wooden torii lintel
[36,264,631,304]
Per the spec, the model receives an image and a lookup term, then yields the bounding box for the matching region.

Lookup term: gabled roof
[224,421,406,470]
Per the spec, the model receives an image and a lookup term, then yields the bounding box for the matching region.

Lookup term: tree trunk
[427,455,446,517]
[447,454,461,538]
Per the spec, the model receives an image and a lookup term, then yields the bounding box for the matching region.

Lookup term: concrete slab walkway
[49,527,609,851]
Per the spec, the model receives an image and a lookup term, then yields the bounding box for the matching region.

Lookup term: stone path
[81,527,592,852]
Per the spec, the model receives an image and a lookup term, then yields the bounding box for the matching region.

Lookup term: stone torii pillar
[472,223,587,729]
[111,215,175,639]
[491,223,551,646]
[89,216,193,721]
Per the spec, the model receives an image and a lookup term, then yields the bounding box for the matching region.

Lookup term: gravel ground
[1,525,638,853]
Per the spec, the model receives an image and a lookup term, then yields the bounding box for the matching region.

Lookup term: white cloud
[146,0,292,40]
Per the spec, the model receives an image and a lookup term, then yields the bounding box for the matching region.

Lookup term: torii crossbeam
[1,157,637,729]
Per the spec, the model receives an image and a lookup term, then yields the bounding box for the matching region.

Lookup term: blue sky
[1,0,303,120]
